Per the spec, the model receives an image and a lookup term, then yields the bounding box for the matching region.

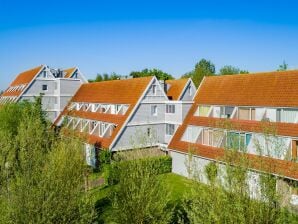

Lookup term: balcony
[194,105,298,124]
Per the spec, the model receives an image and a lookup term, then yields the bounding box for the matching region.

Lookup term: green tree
[277,61,288,71]
[110,158,172,224]
[183,59,216,87]
[0,101,95,223]
[219,65,249,75]
[88,73,122,82]
[94,74,103,82]
[130,68,174,80]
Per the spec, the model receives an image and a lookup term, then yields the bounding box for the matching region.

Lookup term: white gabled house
[54,76,196,166]
[0,65,88,122]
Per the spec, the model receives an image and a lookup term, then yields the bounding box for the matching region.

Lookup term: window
[42,71,47,78]
[245,134,252,146]
[188,85,192,96]
[277,109,281,122]
[281,109,298,123]
[203,129,210,145]
[227,132,239,149]
[227,132,251,150]
[151,105,158,116]
[166,104,175,113]
[195,105,210,117]
[220,106,234,118]
[238,108,250,120]
[152,85,156,95]
[166,124,175,135]
[42,85,48,91]
[147,128,152,137]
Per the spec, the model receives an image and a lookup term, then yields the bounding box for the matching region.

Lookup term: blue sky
[1,0,298,90]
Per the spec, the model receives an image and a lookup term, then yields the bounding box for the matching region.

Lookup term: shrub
[107,156,172,185]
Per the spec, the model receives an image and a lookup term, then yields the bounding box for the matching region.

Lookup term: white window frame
[166,123,175,135]
[151,105,158,116]
[42,84,48,91]
[166,104,175,114]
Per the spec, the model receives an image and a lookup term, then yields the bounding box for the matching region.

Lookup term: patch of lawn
[160,173,193,201]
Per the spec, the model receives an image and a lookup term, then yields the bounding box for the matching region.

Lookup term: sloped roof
[169,70,298,180]
[57,76,154,148]
[196,70,298,107]
[64,67,77,78]
[72,76,153,104]
[2,65,44,97]
[166,78,189,100]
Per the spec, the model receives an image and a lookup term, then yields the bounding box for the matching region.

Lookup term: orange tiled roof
[72,76,153,104]
[64,67,77,78]
[2,65,43,97]
[166,79,189,100]
[57,76,154,148]
[196,70,298,107]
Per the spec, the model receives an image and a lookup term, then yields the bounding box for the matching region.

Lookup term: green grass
[160,173,193,201]
[91,173,192,202]
[89,170,104,181]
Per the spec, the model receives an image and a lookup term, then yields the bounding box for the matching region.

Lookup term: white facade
[1,65,87,122]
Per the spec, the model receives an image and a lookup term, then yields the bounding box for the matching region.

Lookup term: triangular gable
[178,78,196,101]
[36,67,55,78]
[64,67,88,83]
[142,77,168,101]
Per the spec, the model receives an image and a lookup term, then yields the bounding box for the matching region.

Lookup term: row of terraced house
[1,65,297,205]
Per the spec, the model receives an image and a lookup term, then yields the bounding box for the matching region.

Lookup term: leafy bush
[107,156,172,185]
[109,156,172,224]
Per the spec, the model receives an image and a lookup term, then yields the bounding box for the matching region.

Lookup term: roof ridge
[82,76,153,86]
[205,69,298,80]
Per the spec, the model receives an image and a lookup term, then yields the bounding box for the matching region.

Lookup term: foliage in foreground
[0,101,95,224]
[108,157,172,224]
[179,130,298,224]
[107,155,172,185]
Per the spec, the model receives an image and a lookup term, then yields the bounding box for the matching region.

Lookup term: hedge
[106,155,172,185]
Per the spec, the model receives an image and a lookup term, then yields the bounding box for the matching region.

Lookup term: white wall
[170,150,263,199]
